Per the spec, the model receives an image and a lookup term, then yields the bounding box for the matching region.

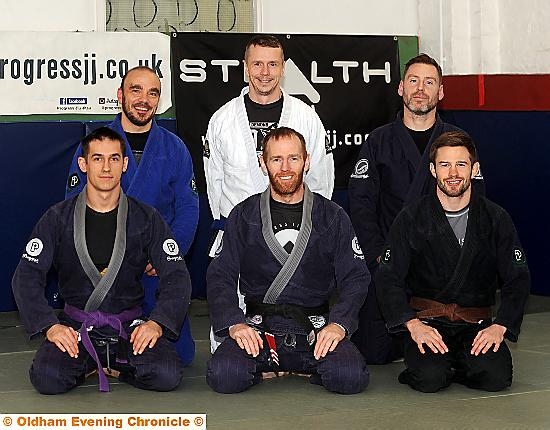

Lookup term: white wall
[0,0,105,31]
[418,0,550,75]
[255,0,418,35]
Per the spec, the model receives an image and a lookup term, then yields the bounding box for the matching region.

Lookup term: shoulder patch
[190,177,198,194]
[513,247,527,265]
[473,165,484,180]
[325,133,333,154]
[203,137,210,158]
[67,173,80,189]
[352,236,364,260]
[350,159,369,179]
[163,239,180,256]
[25,238,44,257]
[380,248,391,265]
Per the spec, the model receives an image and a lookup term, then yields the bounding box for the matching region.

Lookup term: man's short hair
[81,127,126,159]
[244,34,284,61]
[119,65,161,92]
[429,131,478,164]
[403,53,443,82]
[262,127,307,162]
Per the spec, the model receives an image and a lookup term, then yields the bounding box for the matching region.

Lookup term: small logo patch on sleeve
[203,138,210,158]
[67,173,80,189]
[380,248,391,265]
[352,236,364,260]
[350,159,369,179]
[325,134,333,154]
[190,177,198,194]
[513,247,527,265]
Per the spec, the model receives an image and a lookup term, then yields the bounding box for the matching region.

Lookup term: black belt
[246,302,329,335]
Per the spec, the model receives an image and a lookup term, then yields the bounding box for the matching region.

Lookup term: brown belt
[410,297,491,324]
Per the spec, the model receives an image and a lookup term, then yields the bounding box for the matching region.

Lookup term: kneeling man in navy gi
[12,127,191,394]
[376,131,530,393]
[206,127,370,394]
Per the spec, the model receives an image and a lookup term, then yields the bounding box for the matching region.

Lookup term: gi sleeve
[206,205,246,336]
[65,144,87,199]
[375,210,417,332]
[204,115,224,221]
[348,135,385,269]
[328,209,370,335]
[147,210,192,340]
[304,114,334,199]
[493,211,531,342]
[171,139,199,255]
[12,209,61,339]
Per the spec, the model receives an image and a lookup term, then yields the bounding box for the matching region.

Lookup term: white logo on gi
[162,239,179,256]
[351,159,369,179]
[25,238,43,257]
[514,249,523,261]
[352,236,364,259]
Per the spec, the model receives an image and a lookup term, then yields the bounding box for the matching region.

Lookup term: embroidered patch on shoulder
[350,159,369,179]
[190,177,197,194]
[67,173,80,189]
[26,238,43,257]
[380,248,391,265]
[325,133,333,154]
[203,138,210,158]
[163,239,179,256]
[352,236,364,260]
[513,247,527,265]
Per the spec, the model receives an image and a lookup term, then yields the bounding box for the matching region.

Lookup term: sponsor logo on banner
[0,32,171,115]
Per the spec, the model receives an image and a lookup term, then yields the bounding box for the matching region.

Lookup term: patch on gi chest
[67,173,80,189]
[513,247,527,265]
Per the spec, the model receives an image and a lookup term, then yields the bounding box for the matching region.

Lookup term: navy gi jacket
[376,191,530,342]
[207,192,370,336]
[349,111,484,269]
[12,195,192,340]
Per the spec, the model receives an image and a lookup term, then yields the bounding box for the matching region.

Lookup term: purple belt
[64,304,142,392]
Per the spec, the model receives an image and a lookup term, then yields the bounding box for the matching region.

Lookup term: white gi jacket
[204,87,334,221]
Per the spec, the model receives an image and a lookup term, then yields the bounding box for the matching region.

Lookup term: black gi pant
[399,320,513,393]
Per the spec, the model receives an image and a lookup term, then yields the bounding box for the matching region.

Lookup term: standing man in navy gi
[376,131,529,392]
[206,127,369,394]
[66,66,198,366]
[13,127,191,394]
[348,54,484,364]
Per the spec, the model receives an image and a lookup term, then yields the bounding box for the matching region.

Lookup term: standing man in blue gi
[376,131,529,392]
[13,127,191,394]
[206,127,369,394]
[204,34,334,351]
[65,66,198,366]
[348,54,485,364]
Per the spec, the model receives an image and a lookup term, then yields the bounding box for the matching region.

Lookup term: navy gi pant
[399,320,513,393]
[207,334,369,394]
[29,332,183,394]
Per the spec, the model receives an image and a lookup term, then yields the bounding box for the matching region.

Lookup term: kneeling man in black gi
[12,127,191,394]
[206,127,369,394]
[376,131,530,392]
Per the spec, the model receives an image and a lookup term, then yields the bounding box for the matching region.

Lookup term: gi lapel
[261,185,314,304]
[405,114,444,204]
[237,87,268,193]
[430,193,478,300]
[73,188,129,311]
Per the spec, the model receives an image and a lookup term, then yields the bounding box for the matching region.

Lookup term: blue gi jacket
[66,114,199,256]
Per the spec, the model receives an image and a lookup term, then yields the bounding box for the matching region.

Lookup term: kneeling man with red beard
[376,131,530,393]
[206,127,369,394]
